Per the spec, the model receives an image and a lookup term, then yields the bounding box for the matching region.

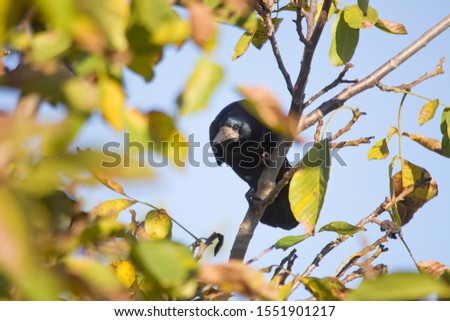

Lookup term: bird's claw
[262,151,275,167]
[245,188,262,204]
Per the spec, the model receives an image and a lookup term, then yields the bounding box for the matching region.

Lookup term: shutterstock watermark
[100,132,347,168]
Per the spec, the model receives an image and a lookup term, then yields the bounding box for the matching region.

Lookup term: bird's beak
[212,126,239,145]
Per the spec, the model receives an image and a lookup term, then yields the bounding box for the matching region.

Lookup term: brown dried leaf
[239,86,299,141]
[392,162,438,226]
[189,2,217,51]
[197,260,279,300]
[418,260,450,278]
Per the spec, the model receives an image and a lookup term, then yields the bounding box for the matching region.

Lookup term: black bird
[209,100,299,230]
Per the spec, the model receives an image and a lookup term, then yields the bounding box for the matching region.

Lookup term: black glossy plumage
[209,100,299,230]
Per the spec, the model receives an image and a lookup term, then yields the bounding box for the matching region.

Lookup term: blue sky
[2,1,449,299]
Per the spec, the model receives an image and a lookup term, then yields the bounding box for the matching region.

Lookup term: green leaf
[131,240,198,292]
[375,19,408,35]
[318,221,366,236]
[418,99,439,125]
[301,277,347,301]
[251,18,283,49]
[442,135,450,157]
[358,0,369,15]
[130,0,190,46]
[329,11,360,66]
[178,57,223,115]
[275,234,310,251]
[232,31,253,60]
[348,273,450,300]
[89,199,136,220]
[440,107,450,137]
[343,5,378,29]
[289,140,330,235]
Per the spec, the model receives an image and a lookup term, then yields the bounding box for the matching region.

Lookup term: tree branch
[258,6,294,95]
[305,63,356,108]
[229,13,450,262]
[298,14,450,133]
[291,0,333,117]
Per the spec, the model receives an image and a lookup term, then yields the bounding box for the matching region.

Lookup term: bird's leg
[261,151,275,168]
[245,188,262,205]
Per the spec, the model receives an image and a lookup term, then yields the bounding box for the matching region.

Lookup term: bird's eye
[232,124,239,131]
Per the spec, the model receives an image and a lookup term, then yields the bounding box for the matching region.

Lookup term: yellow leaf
[111,260,137,288]
[89,199,136,220]
[100,78,125,130]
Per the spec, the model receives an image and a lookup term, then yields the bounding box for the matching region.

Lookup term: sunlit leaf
[367,138,389,160]
[289,140,330,235]
[130,0,190,46]
[418,99,439,126]
[111,260,137,289]
[77,0,130,51]
[329,11,360,66]
[391,161,438,225]
[91,173,127,195]
[62,78,99,112]
[367,127,397,160]
[348,273,450,300]
[275,234,310,251]
[0,187,62,300]
[418,260,450,279]
[402,132,446,157]
[29,29,71,62]
[301,277,348,301]
[375,19,408,35]
[89,199,136,220]
[198,260,279,300]
[189,2,217,51]
[318,221,366,236]
[232,31,253,61]
[178,58,223,116]
[251,18,283,49]
[64,257,127,300]
[99,77,125,130]
[343,5,378,29]
[148,111,188,166]
[239,86,298,140]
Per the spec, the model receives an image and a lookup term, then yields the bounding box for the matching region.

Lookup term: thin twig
[246,245,275,265]
[291,0,333,116]
[377,57,445,92]
[305,64,356,108]
[259,9,294,95]
[330,109,365,141]
[329,136,374,149]
[335,236,388,279]
[298,14,450,133]
[314,117,323,143]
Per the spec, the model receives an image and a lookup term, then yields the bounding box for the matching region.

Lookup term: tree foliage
[0,0,449,301]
